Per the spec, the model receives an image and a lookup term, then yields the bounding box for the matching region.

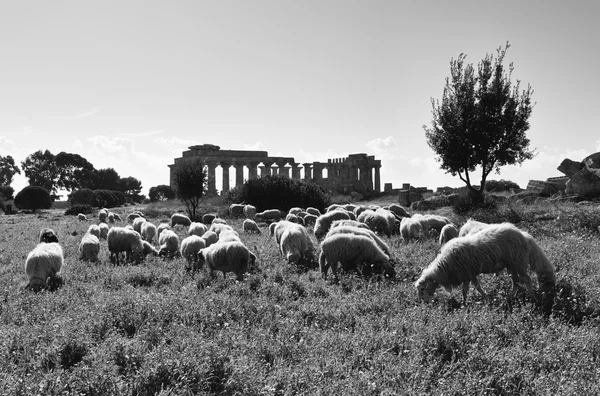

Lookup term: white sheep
[132,217,146,234]
[306,207,321,217]
[415,223,556,304]
[158,229,180,258]
[107,212,115,223]
[201,231,219,248]
[386,204,411,218]
[255,209,283,223]
[319,233,394,280]
[188,222,208,237]
[25,242,64,291]
[325,204,343,212]
[79,233,100,262]
[209,223,235,235]
[325,224,391,256]
[157,223,171,239]
[357,210,392,237]
[458,218,490,237]
[127,212,142,223]
[98,208,108,223]
[113,213,122,222]
[285,213,301,224]
[242,219,261,234]
[243,204,257,219]
[198,241,256,281]
[142,240,159,257]
[279,223,315,264]
[39,228,59,244]
[269,220,296,244]
[229,203,245,218]
[329,219,370,230]
[303,214,318,226]
[107,227,145,265]
[99,223,109,240]
[400,217,424,241]
[422,214,452,233]
[180,235,207,270]
[375,208,399,235]
[141,221,157,243]
[77,213,87,221]
[87,224,101,239]
[171,212,192,228]
[314,210,351,240]
[211,218,228,225]
[439,224,459,245]
[218,229,242,243]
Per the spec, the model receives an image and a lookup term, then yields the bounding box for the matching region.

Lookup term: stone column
[303,163,312,180]
[291,163,301,179]
[221,162,231,192]
[248,162,259,179]
[261,161,274,177]
[313,163,324,180]
[235,163,245,186]
[276,161,288,177]
[206,161,218,195]
[359,166,368,182]
[374,165,381,192]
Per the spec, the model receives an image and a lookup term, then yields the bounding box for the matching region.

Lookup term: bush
[453,189,497,215]
[485,179,521,192]
[69,188,96,206]
[93,190,125,208]
[65,204,94,216]
[14,186,52,212]
[0,185,15,200]
[222,175,331,212]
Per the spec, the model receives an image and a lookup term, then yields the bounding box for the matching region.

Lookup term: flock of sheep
[24,202,556,304]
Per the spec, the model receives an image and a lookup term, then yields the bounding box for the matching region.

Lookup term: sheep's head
[415,276,438,303]
[39,229,59,244]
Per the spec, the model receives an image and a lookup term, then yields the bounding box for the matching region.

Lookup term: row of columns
[204,161,381,195]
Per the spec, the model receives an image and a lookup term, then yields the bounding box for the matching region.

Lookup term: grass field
[1,197,600,395]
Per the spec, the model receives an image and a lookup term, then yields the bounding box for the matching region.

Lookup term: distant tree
[119,176,143,196]
[0,155,21,186]
[21,150,60,199]
[148,184,175,202]
[91,168,122,191]
[171,158,206,219]
[14,186,52,212]
[69,188,97,206]
[423,42,535,203]
[55,152,96,191]
[485,179,521,192]
[0,185,15,201]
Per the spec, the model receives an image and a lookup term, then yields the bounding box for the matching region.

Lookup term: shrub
[93,189,125,208]
[485,179,521,192]
[453,189,497,214]
[65,204,94,216]
[222,175,331,212]
[69,188,96,206]
[14,185,52,212]
[0,185,15,200]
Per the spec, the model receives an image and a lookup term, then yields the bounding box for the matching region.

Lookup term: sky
[1,0,599,198]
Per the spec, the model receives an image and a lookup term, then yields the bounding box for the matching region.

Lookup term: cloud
[0,136,15,146]
[366,137,403,160]
[66,107,101,119]
[122,130,164,138]
[243,142,268,152]
[154,137,197,154]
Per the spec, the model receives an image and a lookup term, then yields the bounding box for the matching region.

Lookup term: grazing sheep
[400,217,424,241]
[285,213,301,223]
[296,211,309,219]
[375,208,399,235]
[171,213,192,228]
[77,213,87,221]
[303,214,318,226]
[107,227,145,265]
[25,242,64,291]
[125,225,134,231]
[344,204,357,213]
[218,229,242,243]
[289,207,303,215]
[243,204,257,219]
[279,223,315,264]
[39,228,59,244]
[386,204,411,218]
[132,217,146,234]
[422,214,452,233]
[306,207,321,217]
[113,213,122,222]
[202,213,217,225]
[98,209,109,223]
[255,209,283,223]
[329,219,370,230]
[314,210,351,240]
[188,222,209,237]
[439,224,459,245]
[201,231,219,248]
[87,224,101,239]
[415,223,556,304]
[229,203,245,218]
[141,221,157,243]
[459,218,490,237]
[269,220,296,244]
[319,234,394,280]
[209,223,235,235]
[357,210,392,237]
[156,223,171,239]
[353,205,369,218]
[79,233,100,262]
[107,212,115,223]
[180,235,207,270]
[142,241,159,257]
[198,241,256,281]
[211,218,228,225]
[158,229,180,258]
[127,212,142,223]
[325,225,391,256]
[325,204,343,213]
[99,223,109,239]
[242,219,261,234]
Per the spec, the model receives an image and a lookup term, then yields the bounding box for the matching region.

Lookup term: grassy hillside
[1,197,600,395]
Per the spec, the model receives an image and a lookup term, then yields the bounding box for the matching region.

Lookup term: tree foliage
[21,150,59,198]
[14,186,52,212]
[171,158,206,220]
[0,155,21,186]
[149,184,175,202]
[423,42,535,202]
[0,185,15,201]
[55,152,96,191]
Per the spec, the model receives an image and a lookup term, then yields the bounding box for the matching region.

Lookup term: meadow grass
[1,198,600,395]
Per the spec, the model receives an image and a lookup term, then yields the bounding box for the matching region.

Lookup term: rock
[408,191,423,203]
[526,180,559,197]
[398,190,410,207]
[557,158,583,177]
[352,180,369,197]
[546,176,570,192]
[566,166,600,198]
[582,152,600,169]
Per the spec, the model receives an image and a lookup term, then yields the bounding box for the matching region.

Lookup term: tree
[171,158,206,219]
[21,150,59,199]
[14,186,52,212]
[0,155,21,186]
[91,168,122,191]
[423,42,535,203]
[0,185,15,201]
[148,184,175,202]
[119,176,143,196]
[55,152,96,191]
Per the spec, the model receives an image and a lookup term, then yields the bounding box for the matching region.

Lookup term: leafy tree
[0,185,15,201]
[21,150,59,198]
[0,155,21,186]
[55,152,96,191]
[69,188,97,206]
[423,42,535,203]
[91,168,122,191]
[148,184,175,202]
[119,176,143,196]
[171,158,206,219]
[14,186,52,212]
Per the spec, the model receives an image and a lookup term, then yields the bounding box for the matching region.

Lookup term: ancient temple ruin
[168,144,382,195]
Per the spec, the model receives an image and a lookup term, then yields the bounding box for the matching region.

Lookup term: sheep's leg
[472,276,487,298]
[520,272,534,295]
[461,281,471,305]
